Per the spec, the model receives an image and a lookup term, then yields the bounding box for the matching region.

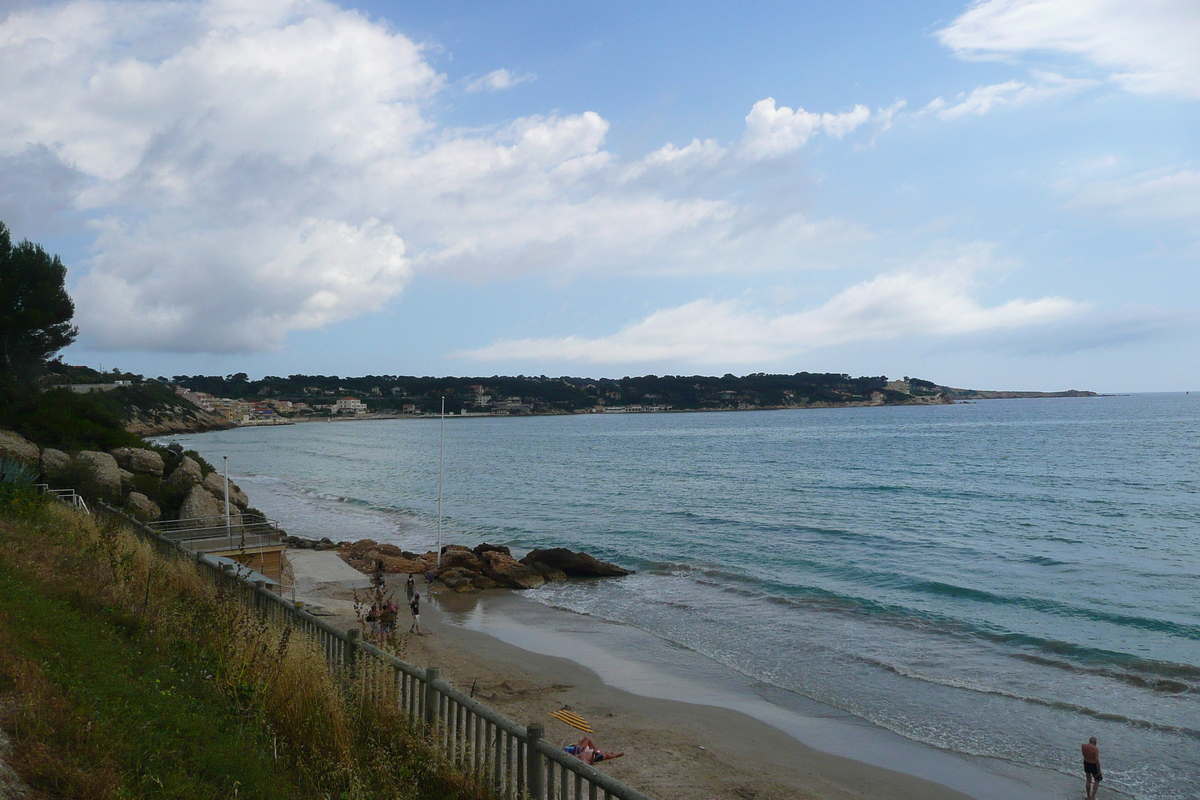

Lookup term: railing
[98,502,653,800]
[148,515,283,553]
[36,484,90,514]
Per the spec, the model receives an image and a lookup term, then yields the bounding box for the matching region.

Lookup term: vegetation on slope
[0,493,493,800]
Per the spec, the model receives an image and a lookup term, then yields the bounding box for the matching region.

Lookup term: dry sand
[294,568,985,800]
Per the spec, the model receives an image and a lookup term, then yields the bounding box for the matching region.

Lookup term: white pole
[437,395,444,568]
[223,455,231,546]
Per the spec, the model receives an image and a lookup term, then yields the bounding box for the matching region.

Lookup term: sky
[1,0,1197,391]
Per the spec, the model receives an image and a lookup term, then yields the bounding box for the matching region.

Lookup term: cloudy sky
[2,0,1197,391]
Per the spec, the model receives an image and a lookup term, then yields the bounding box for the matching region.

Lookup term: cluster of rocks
[0,429,251,524]
[333,538,631,593]
[164,453,251,525]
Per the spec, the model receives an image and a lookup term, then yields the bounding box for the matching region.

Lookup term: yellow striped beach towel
[549,708,593,733]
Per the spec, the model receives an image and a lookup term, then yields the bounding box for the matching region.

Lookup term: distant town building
[335,397,368,415]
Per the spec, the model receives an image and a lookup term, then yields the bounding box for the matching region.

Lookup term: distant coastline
[99,372,1100,436]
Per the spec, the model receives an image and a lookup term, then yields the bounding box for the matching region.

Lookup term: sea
[170,393,1200,800]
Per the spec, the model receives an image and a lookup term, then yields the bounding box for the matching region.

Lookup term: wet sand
[293,566,1091,800]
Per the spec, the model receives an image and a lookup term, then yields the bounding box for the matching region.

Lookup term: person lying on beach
[564,736,624,765]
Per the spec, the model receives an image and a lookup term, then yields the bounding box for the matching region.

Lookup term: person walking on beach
[405,574,415,601]
[1082,736,1102,800]
[409,591,422,635]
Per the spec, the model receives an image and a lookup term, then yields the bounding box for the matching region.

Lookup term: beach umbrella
[550,708,593,733]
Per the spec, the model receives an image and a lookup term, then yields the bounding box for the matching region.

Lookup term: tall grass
[0,500,493,800]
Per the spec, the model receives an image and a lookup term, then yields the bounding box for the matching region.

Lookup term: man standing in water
[1082,736,1102,799]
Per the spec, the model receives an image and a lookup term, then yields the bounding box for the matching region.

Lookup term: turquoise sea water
[175,394,1200,800]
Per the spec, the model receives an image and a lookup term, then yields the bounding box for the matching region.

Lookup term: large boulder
[124,492,161,522]
[439,548,484,572]
[0,430,39,466]
[201,471,249,509]
[110,447,164,477]
[178,483,227,523]
[40,448,72,483]
[75,450,122,502]
[164,456,204,493]
[523,548,631,578]
[479,550,545,590]
[119,468,135,493]
[472,542,512,559]
[522,559,568,583]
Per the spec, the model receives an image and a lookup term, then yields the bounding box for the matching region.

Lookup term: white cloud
[0,0,880,353]
[463,68,536,92]
[458,247,1086,365]
[937,0,1200,99]
[923,71,1099,119]
[1059,168,1200,222]
[740,98,872,160]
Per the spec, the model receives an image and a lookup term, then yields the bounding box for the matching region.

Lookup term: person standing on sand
[1082,736,1102,799]
[409,591,421,635]
[406,574,415,601]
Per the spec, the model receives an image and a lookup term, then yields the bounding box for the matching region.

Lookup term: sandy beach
[287,555,1088,800]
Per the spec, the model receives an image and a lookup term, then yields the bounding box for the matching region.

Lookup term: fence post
[527,723,544,800]
[254,579,266,612]
[345,628,359,673]
[424,668,440,728]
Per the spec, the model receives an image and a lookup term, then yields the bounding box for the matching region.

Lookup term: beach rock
[439,548,484,572]
[375,543,403,557]
[524,548,631,578]
[341,539,380,558]
[479,550,545,590]
[75,450,122,502]
[164,456,203,492]
[0,430,39,466]
[522,559,568,582]
[124,491,161,522]
[201,471,249,508]
[110,447,164,477]
[451,580,479,593]
[179,483,226,522]
[473,576,500,590]
[40,448,72,482]
[472,542,512,559]
[315,541,337,551]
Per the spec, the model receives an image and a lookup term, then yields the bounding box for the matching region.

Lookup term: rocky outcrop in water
[330,538,631,592]
[523,548,632,577]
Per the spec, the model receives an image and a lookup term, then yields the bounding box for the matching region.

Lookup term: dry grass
[0,498,495,800]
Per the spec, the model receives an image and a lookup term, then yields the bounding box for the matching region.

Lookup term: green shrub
[0,388,144,451]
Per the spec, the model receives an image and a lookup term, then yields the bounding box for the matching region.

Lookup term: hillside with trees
[167,371,953,415]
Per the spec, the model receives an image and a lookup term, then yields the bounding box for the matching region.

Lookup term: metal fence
[36,484,90,514]
[98,502,653,800]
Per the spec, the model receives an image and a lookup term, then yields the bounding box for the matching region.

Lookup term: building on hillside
[335,397,368,415]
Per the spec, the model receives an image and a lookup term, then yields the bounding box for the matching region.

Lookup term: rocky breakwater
[0,429,254,525]
[319,538,632,592]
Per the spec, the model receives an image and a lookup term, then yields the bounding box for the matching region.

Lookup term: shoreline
[298,570,1100,800]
